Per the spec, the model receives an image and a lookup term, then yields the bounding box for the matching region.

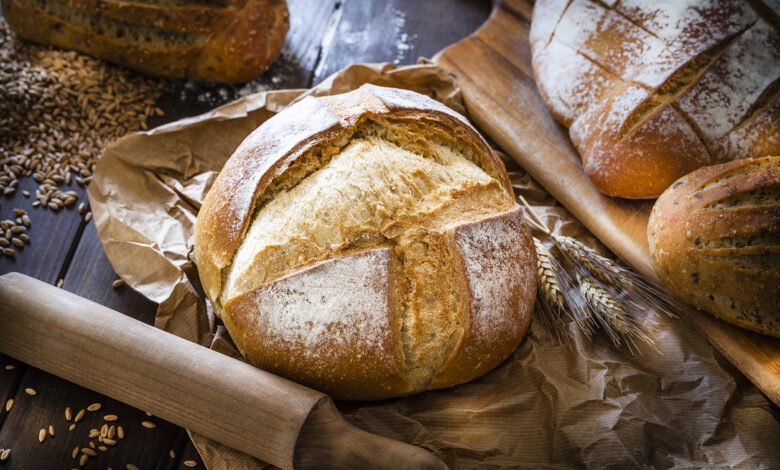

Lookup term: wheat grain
[117,426,125,439]
[65,406,72,421]
[72,447,79,459]
[75,409,85,422]
[69,424,76,431]
[104,414,118,421]
[24,387,36,396]
[79,454,88,467]
[48,424,54,436]
[141,421,156,429]
[87,402,102,411]
[170,450,175,458]
[184,461,197,468]
[3,365,13,370]
[81,448,96,457]
[0,449,8,461]
[5,399,12,412]
[38,428,46,443]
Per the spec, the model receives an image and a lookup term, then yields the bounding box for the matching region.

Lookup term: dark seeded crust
[1,0,289,82]
[194,84,513,306]
[648,156,780,337]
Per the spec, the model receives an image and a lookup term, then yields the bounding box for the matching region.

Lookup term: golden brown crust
[195,85,532,400]
[429,207,536,389]
[530,0,780,198]
[1,0,289,82]
[194,84,512,306]
[648,156,780,337]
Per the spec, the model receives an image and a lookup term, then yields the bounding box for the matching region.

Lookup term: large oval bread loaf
[648,156,779,337]
[0,0,289,82]
[530,0,780,198]
[194,85,537,400]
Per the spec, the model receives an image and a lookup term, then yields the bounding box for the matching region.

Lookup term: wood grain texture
[311,0,491,84]
[0,367,186,470]
[434,0,780,407]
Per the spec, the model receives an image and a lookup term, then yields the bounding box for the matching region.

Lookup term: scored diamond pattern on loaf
[530,0,780,198]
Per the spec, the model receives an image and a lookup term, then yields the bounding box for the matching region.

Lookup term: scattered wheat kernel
[84,212,92,222]
[184,460,197,467]
[99,435,104,443]
[89,429,100,438]
[5,399,12,412]
[103,438,116,446]
[81,448,96,457]
[65,407,72,421]
[169,450,175,458]
[108,425,116,439]
[68,424,76,431]
[89,441,95,449]
[4,365,13,370]
[127,465,139,470]
[48,424,54,436]
[87,403,102,412]
[145,412,152,417]
[0,448,10,461]
[38,428,46,443]
[117,426,124,439]
[112,279,124,288]
[101,424,108,437]
[141,421,156,429]
[72,446,79,459]
[104,414,118,421]
[98,445,107,451]
[79,454,88,467]
[75,409,86,422]
[25,387,36,396]
[56,279,63,288]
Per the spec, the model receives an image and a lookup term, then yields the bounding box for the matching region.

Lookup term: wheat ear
[533,238,569,345]
[553,234,677,318]
[576,272,654,353]
[533,238,594,339]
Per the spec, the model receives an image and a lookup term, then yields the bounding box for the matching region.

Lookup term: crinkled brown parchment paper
[88,62,780,469]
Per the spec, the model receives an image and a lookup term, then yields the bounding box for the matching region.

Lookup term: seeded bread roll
[0,0,289,83]
[530,0,780,198]
[194,85,537,400]
[648,156,780,337]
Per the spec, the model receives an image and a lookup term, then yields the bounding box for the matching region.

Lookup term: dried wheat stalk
[576,272,654,353]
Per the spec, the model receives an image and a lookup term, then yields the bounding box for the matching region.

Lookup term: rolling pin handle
[295,398,448,470]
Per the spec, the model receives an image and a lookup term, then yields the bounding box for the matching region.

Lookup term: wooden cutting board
[434,0,780,407]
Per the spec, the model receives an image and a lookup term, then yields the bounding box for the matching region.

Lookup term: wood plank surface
[434,0,780,407]
[0,1,493,467]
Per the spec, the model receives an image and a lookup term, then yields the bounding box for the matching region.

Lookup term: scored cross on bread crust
[530,0,779,198]
[195,85,534,400]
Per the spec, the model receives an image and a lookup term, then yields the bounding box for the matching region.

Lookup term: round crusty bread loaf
[530,0,780,199]
[648,156,779,337]
[194,84,537,400]
[1,0,289,83]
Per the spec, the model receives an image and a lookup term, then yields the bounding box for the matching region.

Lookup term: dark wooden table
[0,1,491,467]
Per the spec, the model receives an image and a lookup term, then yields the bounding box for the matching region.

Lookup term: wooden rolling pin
[0,272,446,470]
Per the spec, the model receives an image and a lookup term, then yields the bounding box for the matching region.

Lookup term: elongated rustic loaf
[194,85,537,400]
[648,156,780,337]
[0,0,288,82]
[530,0,780,198]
